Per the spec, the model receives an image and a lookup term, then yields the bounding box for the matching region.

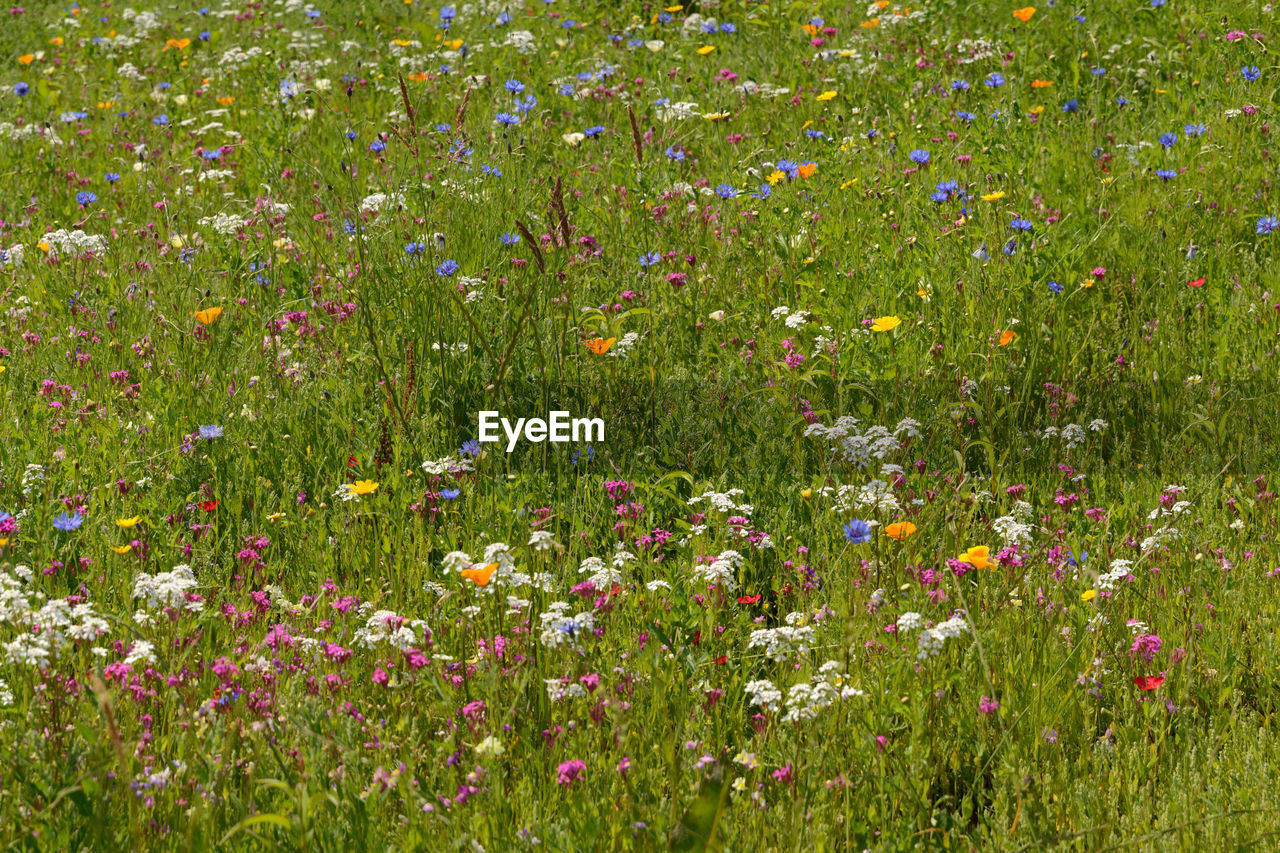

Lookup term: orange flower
[860,18,880,28]
[796,162,817,179]
[18,54,34,65]
[217,96,235,106]
[164,38,191,51]
[461,562,498,586]
[802,24,820,36]
[1012,7,1036,23]
[1031,79,1053,88]
[998,330,1016,346]
[884,522,917,541]
[583,337,616,354]
[192,307,223,324]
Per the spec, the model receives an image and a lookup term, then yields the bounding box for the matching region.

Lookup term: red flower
[1133,675,1166,690]
[198,500,219,512]
[713,655,727,665]
[1186,277,1205,288]
[737,594,761,605]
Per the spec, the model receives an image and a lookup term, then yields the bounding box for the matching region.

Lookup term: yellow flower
[766,169,786,185]
[1029,106,1044,115]
[981,191,1006,202]
[110,544,133,555]
[800,488,813,499]
[871,315,901,333]
[116,516,141,528]
[957,546,994,570]
[351,480,379,496]
[665,4,684,10]
[1081,590,1097,602]
[0,538,8,547]
[816,90,838,101]
[445,39,464,50]
[696,45,716,55]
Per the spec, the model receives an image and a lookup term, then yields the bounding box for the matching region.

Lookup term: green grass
[0,0,1279,849]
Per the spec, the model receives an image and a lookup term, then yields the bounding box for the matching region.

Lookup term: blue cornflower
[495,112,519,126]
[908,149,930,165]
[154,114,169,126]
[776,158,799,177]
[14,82,28,97]
[199,425,223,439]
[1048,280,1064,294]
[584,125,604,138]
[867,128,878,139]
[1062,99,1079,113]
[665,146,685,162]
[203,148,222,160]
[658,12,673,23]
[751,184,771,200]
[515,94,537,114]
[1155,169,1177,181]
[972,245,991,261]
[369,139,386,152]
[714,183,739,199]
[279,79,299,99]
[500,232,520,246]
[497,11,511,25]
[1258,216,1279,235]
[985,72,1005,87]
[720,22,736,33]
[805,129,824,139]
[441,488,460,500]
[628,38,644,47]
[1184,123,1207,137]
[405,241,426,254]
[1091,67,1106,76]
[481,164,502,177]
[1158,132,1177,148]
[345,130,357,140]
[638,252,661,267]
[1003,239,1018,256]
[956,110,976,122]
[436,259,460,277]
[701,21,717,33]
[53,513,84,532]
[951,79,970,91]
[76,191,97,205]
[460,439,482,456]
[105,172,120,183]
[1116,96,1129,106]
[1242,66,1262,82]
[504,78,525,94]
[1010,217,1034,232]
[558,83,575,96]
[843,519,872,544]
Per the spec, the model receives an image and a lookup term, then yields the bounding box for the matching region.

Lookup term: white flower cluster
[1097,559,1134,591]
[580,548,634,588]
[992,515,1034,546]
[0,567,111,666]
[805,416,920,467]
[748,622,816,663]
[687,488,752,516]
[0,244,23,267]
[353,607,427,651]
[538,602,595,650]
[771,305,811,329]
[133,564,202,612]
[421,455,475,476]
[43,229,108,257]
[744,679,784,712]
[360,192,405,212]
[915,616,969,660]
[692,549,744,591]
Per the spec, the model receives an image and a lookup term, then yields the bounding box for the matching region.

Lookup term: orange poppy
[884,522,917,541]
[192,307,223,324]
[1012,7,1036,23]
[1031,79,1053,88]
[998,330,1016,346]
[460,562,498,586]
[796,162,818,179]
[584,337,616,354]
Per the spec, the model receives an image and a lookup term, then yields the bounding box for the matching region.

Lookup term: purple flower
[555,759,586,786]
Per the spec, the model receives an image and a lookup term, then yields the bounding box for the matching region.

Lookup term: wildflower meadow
[2,0,1280,849]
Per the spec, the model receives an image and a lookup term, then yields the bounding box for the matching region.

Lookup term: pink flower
[555,759,586,787]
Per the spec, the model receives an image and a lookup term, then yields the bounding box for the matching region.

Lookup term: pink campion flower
[555,759,586,787]
[979,696,1001,715]
[772,764,794,785]
[1130,633,1162,663]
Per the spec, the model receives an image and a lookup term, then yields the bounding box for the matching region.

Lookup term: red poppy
[198,500,219,512]
[737,594,761,605]
[347,455,359,468]
[1133,675,1166,690]
[713,655,727,665]
[1187,277,1205,288]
